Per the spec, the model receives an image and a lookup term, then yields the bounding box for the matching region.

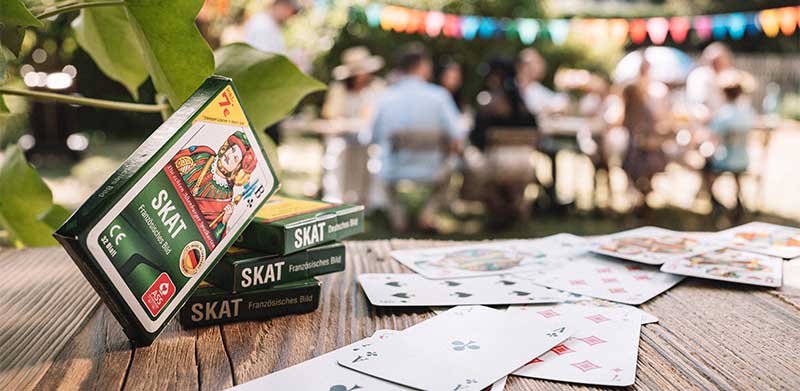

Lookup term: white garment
[686,66,723,112]
[242,12,287,56]
[522,82,568,115]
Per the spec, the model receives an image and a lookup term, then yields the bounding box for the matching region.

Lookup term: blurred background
[1,0,799,245]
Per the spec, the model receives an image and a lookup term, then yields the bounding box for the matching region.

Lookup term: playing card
[508,304,641,386]
[521,254,684,305]
[227,329,410,390]
[660,248,783,287]
[358,273,568,306]
[337,305,575,391]
[558,295,659,324]
[715,222,800,259]
[590,226,719,265]
[391,234,590,279]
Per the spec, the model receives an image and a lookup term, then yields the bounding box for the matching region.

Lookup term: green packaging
[179,278,321,327]
[206,242,345,293]
[235,195,364,255]
[54,76,280,346]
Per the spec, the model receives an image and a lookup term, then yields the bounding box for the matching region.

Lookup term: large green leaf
[0,24,24,56]
[0,0,42,28]
[0,145,60,247]
[123,0,214,108]
[71,1,148,99]
[214,43,325,131]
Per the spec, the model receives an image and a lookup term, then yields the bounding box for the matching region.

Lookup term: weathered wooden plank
[195,326,234,391]
[122,318,198,391]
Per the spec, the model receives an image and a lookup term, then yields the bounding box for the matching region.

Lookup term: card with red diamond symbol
[508,304,642,386]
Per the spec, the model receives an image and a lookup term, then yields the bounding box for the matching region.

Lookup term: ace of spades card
[590,226,718,265]
[337,306,575,391]
[390,234,590,280]
[521,254,684,305]
[660,248,783,287]
[715,222,800,259]
[508,304,641,386]
[358,273,568,306]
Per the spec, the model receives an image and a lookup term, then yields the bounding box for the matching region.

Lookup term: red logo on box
[142,272,175,317]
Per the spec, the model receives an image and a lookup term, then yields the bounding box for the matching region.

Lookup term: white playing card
[227,329,411,390]
[508,304,641,386]
[391,234,590,279]
[714,222,800,259]
[660,248,783,287]
[557,295,659,324]
[337,305,576,391]
[590,226,719,265]
[358,273,568,306]
[521,254,684,305]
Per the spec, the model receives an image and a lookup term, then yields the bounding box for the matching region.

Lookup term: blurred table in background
[5,242,800,391]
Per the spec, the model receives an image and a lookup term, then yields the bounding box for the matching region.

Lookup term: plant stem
[36,1,125,20]
[30,0,79,14]
[0,87,169,113]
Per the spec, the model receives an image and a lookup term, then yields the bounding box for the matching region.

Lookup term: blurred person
[621,59,668,212]
[370,44,464,232]
[517,48,569,118]
[686,42,734,117]
[436,61,465,110]
[242,0,300,56]
[321,47,385,205]
[701,69,756,216]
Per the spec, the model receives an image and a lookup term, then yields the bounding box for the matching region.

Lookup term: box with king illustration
[205,242,345,293]
[179,279,322,327]
[236,195,364,255]
[54,76,279,346]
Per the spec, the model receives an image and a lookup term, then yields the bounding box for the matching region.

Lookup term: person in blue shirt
[703,69,755,216]
[368,44,464,232]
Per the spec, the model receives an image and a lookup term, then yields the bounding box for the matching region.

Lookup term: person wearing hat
[701,68,756,217]
[321,47,386,206]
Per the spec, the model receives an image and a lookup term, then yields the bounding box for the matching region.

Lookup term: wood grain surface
[5,241,800,391]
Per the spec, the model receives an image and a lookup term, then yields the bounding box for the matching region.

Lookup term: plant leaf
[0,23,25,57]
[38,204,71,229]
[123,0,214,107]
[0,145,60,247]
[71,1,148,100]
[214,43,325,131]
[0,0,42,28]
[0,96,8,113]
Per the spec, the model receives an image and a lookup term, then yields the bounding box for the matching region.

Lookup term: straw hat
[332,47,384,80]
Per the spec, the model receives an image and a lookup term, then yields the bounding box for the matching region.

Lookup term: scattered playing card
[337,305,575,391]
[715,222,800,259]
[521,254,684,305]
[227,330,411,390]
[558,295,659,324]
[391,234,590,279]
[358,273,568,306]
[660,248,783,287]
[590,226,719,265]
[508,304,641,386]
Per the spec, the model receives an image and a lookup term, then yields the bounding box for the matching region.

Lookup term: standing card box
[236,195,364,255]
[179,278,321,327]
[54,76,279,346]
[206,242,345,293]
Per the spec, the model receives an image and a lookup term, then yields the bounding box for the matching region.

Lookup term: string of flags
[351,4,800,45]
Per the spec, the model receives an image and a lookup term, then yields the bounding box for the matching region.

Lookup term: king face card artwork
[508,304,641,386]
[391,234,590,280]
[716,222,800,259]
[522,255,684,305]
[358,273,568,306]
[660,248,783,287]
[338,305,575,391]
[590,226,718,265]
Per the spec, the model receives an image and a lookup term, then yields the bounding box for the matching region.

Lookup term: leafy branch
[36,1,125,20]
[0,87,169,112]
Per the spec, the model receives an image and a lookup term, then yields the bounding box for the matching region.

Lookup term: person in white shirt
[242,0,301,56]
[517,48,569,117]
[686,42,734,118]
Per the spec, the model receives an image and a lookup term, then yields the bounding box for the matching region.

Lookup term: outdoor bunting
[353,4,800,45]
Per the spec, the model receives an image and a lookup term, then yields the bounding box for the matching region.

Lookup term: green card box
[179,278,321,327]
[54,76,280,346]
[236,195,364,255]
[206,242,345,293]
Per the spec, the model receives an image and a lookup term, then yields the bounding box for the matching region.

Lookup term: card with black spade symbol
[390,234,590,279]
[226,330,411,390]
[358,273,568,306]
[337,305,576,391]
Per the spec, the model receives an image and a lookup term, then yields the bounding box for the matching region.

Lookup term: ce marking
[109,224,126,245]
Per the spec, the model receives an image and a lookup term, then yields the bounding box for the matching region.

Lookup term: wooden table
[10,241,800,391]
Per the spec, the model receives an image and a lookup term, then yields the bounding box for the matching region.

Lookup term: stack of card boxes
[179,195,365,327]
